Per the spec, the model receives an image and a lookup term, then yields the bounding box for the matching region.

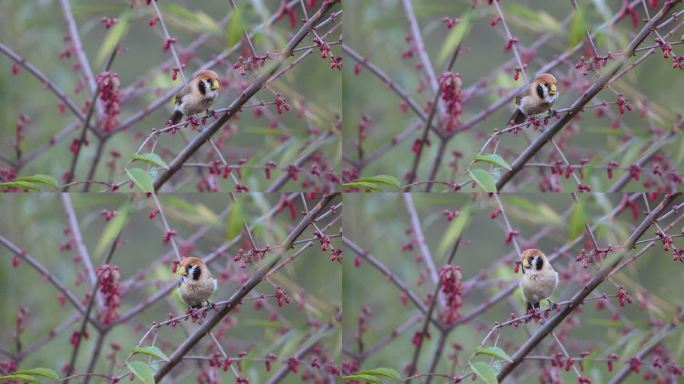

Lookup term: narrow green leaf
[15,175,59,188]
[226,199,244,240]
[341,181,382,191]
[227,5,244,47]
[131,153,169,169]
[132,346,169,362]
[475,347,513,363]
[569,200,586,239]
[474,154,512,170]
[95,203,130,255]
[469,361,498,384]
[0,181,39,191]
[438,10,475,64]
[437,204,472,256]
[0,374,39,383]
[96,11,131,66]
[468,169,497,193]
[340,374,382,383]
[126,361,155,384]
[126,168,154,193]
[353,368,401,379]
[569,5,587,46]
[14,368,59,379]
[355,175,401,188]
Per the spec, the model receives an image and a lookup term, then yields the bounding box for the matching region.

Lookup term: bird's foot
[547,109,559,118]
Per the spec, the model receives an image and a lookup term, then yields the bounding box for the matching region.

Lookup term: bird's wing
[174,84,193,105]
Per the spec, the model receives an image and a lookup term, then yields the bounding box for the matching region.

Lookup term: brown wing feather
[174,84,192,106]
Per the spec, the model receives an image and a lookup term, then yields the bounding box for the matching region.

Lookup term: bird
[508,73,558,127]
[519,249,558,312]
[178,257,217,309]
[168,70,221,125]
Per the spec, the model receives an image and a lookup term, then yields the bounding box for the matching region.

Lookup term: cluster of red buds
[96,71,121,132]
[575,53,614,75]
[100,17,118,29]
[442,17,459,29]
[274,95,290,114]
[97,264,121,324]
[438,72,464,132]
[439,264,463,324]
[233,54,270,75]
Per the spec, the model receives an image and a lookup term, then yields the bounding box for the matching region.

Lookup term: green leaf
[96,10,131,66]
[15,175,59,188]
[340,374,382,383]
[226,199,244,240]
[353,368,401,380]
[475,347,513,363]
[131,153,169,169]
[126,168,154,193]
[355,175,401,188]
[569,200,586,239]
[341,181,382,191]
[0,375,39,383]
[132,346,169,362]
[437,204,472,256]
[95,203,130,256]
[474,154,512,170]
[468,169,497,193]
[569,4,587,47]
[0,181,39,191]
[469,361,498,384]
[438,10,475,64]
[13,368,58,380]
[227,5,245,47]
[126,361,155,384]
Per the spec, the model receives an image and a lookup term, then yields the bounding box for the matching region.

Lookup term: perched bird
[168,70,221,125]
[519,249,558,312]
[508,73,558,126]
[178,257,217,309]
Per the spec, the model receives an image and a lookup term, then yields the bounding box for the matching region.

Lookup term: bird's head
[533,73,557,103]
[179,257,204,281]
[195,70,220,96]
[521,248,548,272]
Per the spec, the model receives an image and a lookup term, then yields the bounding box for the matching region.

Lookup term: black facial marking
[198,79,207,96]
[535,256,544,271]
[186,264,201,280]
[536,84,545,99]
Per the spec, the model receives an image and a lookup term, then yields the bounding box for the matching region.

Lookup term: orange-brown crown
[195,70,220,90]
[179,257,204,275]
[535,73,557,85]
[521,248,545,262]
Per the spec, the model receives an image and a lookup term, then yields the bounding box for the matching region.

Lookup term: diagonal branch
[495,0,681,191]
[153,193,340,381]
[153,0,340,191]
[496,193,681,381]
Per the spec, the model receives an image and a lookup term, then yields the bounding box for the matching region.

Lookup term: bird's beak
[522,258,530,269]
[211,81,219,91]
[549,83,557,96]
[180,269,188,277]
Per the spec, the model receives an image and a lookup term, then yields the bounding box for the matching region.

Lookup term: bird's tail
[508,109,526,127]
[169,110,183,125]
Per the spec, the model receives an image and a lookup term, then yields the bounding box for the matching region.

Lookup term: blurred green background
[343,193,684,383]
[0,193,341,383]
[0,0,341,192]
[342,0,684,192]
